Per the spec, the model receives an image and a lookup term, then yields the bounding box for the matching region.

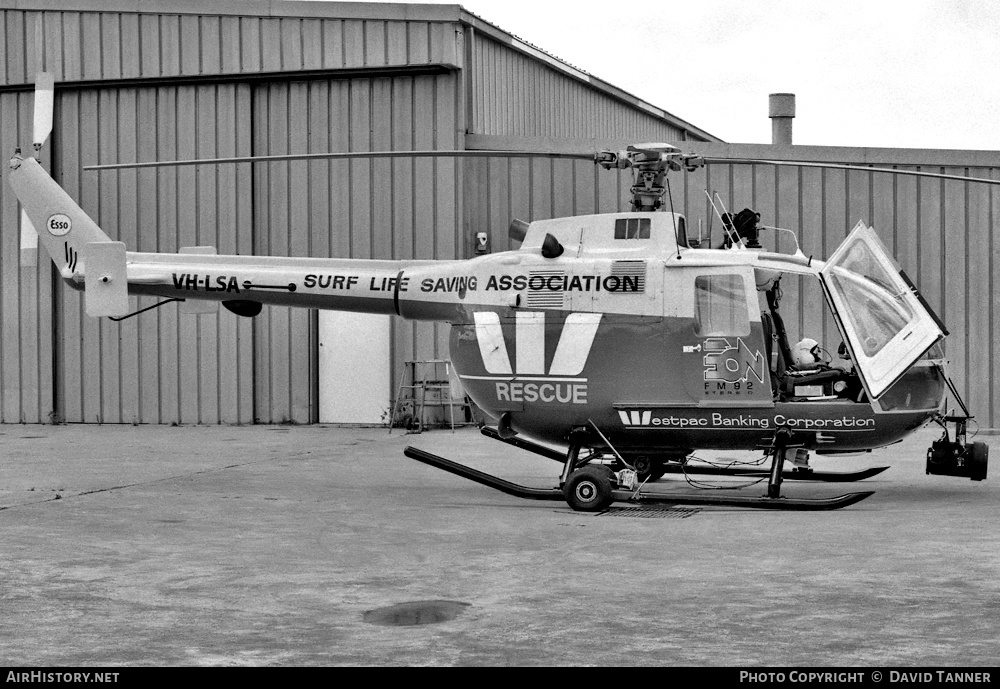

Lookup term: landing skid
[659,464,890,482]
[403,447,874,511]
[479,425,888,483]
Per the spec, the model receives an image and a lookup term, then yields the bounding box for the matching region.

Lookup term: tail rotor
[19,72,53,267]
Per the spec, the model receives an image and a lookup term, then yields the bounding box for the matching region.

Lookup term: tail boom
[8,152,471,321]
[124,253,412,316]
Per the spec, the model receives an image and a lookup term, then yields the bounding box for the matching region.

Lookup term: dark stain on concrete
[363,600,471,627]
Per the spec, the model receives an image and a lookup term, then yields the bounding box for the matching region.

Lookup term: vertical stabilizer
[8,154,115,277]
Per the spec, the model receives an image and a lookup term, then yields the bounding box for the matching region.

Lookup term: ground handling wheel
[564,465,615,512]
[632,452,688,483]
[631,455,658,483]
[926,437,989,481]
[969,441,989,481]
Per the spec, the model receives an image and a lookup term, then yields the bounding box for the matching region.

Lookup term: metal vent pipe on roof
[769,93,796,145]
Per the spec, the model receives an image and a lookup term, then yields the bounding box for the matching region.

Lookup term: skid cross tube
[658,464,889,482]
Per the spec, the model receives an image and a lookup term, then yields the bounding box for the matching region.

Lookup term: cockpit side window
[694,274,750,337]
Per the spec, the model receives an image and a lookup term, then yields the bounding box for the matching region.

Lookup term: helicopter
[7,75,994,513]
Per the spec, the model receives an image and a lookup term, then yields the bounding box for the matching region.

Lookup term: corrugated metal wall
[0,90,51,423]
[461,154,634,255]
[1,9,460,85]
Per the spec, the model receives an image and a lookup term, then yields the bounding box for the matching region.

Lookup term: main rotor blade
[702,157,1000,186]
[84,149,595,171]
[85,148,1000,187]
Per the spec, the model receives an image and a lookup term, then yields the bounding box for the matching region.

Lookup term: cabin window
[694,274,750,337]
[614,218,650,239]
[675,217,687,247]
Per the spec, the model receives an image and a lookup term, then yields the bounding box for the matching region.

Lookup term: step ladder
[389,359,472,433]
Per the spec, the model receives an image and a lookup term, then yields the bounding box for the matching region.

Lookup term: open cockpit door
[820,221,946,399]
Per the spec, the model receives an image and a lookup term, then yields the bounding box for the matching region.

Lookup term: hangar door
[53,79,392,425]
[51,84,255,425]
[251,76,459,425]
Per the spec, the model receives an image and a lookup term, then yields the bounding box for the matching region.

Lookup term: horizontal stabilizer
[83,242,129,317]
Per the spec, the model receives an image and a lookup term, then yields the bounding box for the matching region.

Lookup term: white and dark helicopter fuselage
[12,151,945,461]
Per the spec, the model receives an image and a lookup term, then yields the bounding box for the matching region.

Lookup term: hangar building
[0,0,716,425]
[1,1,999,429]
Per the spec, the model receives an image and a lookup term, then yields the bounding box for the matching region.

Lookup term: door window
[694,274,750,337]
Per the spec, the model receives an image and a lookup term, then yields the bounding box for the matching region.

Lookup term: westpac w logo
[473,312,602,375]
[471,312,602,404]
[619,410,653,426]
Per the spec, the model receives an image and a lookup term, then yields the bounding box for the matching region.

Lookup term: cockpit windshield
[825,267,911,358]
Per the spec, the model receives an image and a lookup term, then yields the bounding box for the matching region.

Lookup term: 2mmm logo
[473,312,602,376]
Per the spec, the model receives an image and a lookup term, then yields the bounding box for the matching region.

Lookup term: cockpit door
[820,221,946,399]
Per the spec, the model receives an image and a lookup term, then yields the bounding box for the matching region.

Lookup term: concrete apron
[0,424,997,666]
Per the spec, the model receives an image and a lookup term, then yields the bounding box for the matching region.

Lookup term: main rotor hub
[595,143,706,212]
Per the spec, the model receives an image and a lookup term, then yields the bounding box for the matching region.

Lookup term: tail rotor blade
[32,72,54,152]
[20,209,37,267]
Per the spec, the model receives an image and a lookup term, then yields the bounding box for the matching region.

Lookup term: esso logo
[46,214,72,236]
